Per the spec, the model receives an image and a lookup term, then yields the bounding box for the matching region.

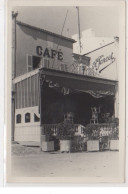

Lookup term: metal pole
[76,7,82,54]
[52,10,68,68]
[39,73,45,150]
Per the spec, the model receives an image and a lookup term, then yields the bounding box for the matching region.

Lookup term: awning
[39,68,117,98]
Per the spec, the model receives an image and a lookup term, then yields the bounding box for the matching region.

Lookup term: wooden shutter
[27,55,32,72]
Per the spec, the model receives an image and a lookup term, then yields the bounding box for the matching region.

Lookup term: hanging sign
[92,52,115,73]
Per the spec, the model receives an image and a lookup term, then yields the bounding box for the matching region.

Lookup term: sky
[13,6,119,38]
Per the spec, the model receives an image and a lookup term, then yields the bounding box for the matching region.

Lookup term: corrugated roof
[16,20,76,43]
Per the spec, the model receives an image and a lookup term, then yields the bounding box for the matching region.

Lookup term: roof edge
[39,67,118,84]
[16,20,76,43]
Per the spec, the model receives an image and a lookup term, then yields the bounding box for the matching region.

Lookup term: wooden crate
[110,140,119,150]
[41,141,54,152]
[87,140,99,152]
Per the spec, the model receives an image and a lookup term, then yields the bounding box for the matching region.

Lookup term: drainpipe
[12,11,18,141]
[12,11,18,78]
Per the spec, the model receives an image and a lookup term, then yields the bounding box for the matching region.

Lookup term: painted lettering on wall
[92,52,115,73]
[36,46,63,61]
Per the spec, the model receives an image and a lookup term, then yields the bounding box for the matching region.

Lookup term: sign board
[85,41,118,80]
[36,46,63,61]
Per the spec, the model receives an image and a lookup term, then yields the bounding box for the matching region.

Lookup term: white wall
[14,106,40,143]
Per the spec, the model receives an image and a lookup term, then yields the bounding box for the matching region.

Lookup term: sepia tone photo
[6,0,125,184]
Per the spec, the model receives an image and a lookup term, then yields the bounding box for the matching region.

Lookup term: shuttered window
[27,55,32,72]
[27,55,42,72]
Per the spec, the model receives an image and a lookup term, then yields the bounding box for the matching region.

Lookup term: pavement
[11,144,120,178]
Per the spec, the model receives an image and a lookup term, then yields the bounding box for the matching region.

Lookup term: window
[27,55,42,72]
[25,113,30,123]
[34,113,40,122]
[16,114,21,123]
[33,56,42,69]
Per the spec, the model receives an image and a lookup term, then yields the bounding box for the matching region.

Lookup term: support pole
[39,72,45,150]
[114,83,119,118]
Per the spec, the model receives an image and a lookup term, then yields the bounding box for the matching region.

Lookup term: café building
[12,19,119,148]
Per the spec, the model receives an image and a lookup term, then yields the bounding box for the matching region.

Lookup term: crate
[87,140,99,152]
[109,140,119,151]
[60,140,72,152]
[41,141,54,151]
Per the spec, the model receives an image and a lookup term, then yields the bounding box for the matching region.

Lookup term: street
[11,148,119,178]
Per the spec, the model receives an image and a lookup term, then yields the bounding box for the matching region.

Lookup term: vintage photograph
[6,0,125,184]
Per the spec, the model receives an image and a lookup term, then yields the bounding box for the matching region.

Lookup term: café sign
[36,46,63,61]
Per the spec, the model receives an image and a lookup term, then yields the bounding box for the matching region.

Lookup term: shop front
[39,67,118,152]
[13,66,118,151]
